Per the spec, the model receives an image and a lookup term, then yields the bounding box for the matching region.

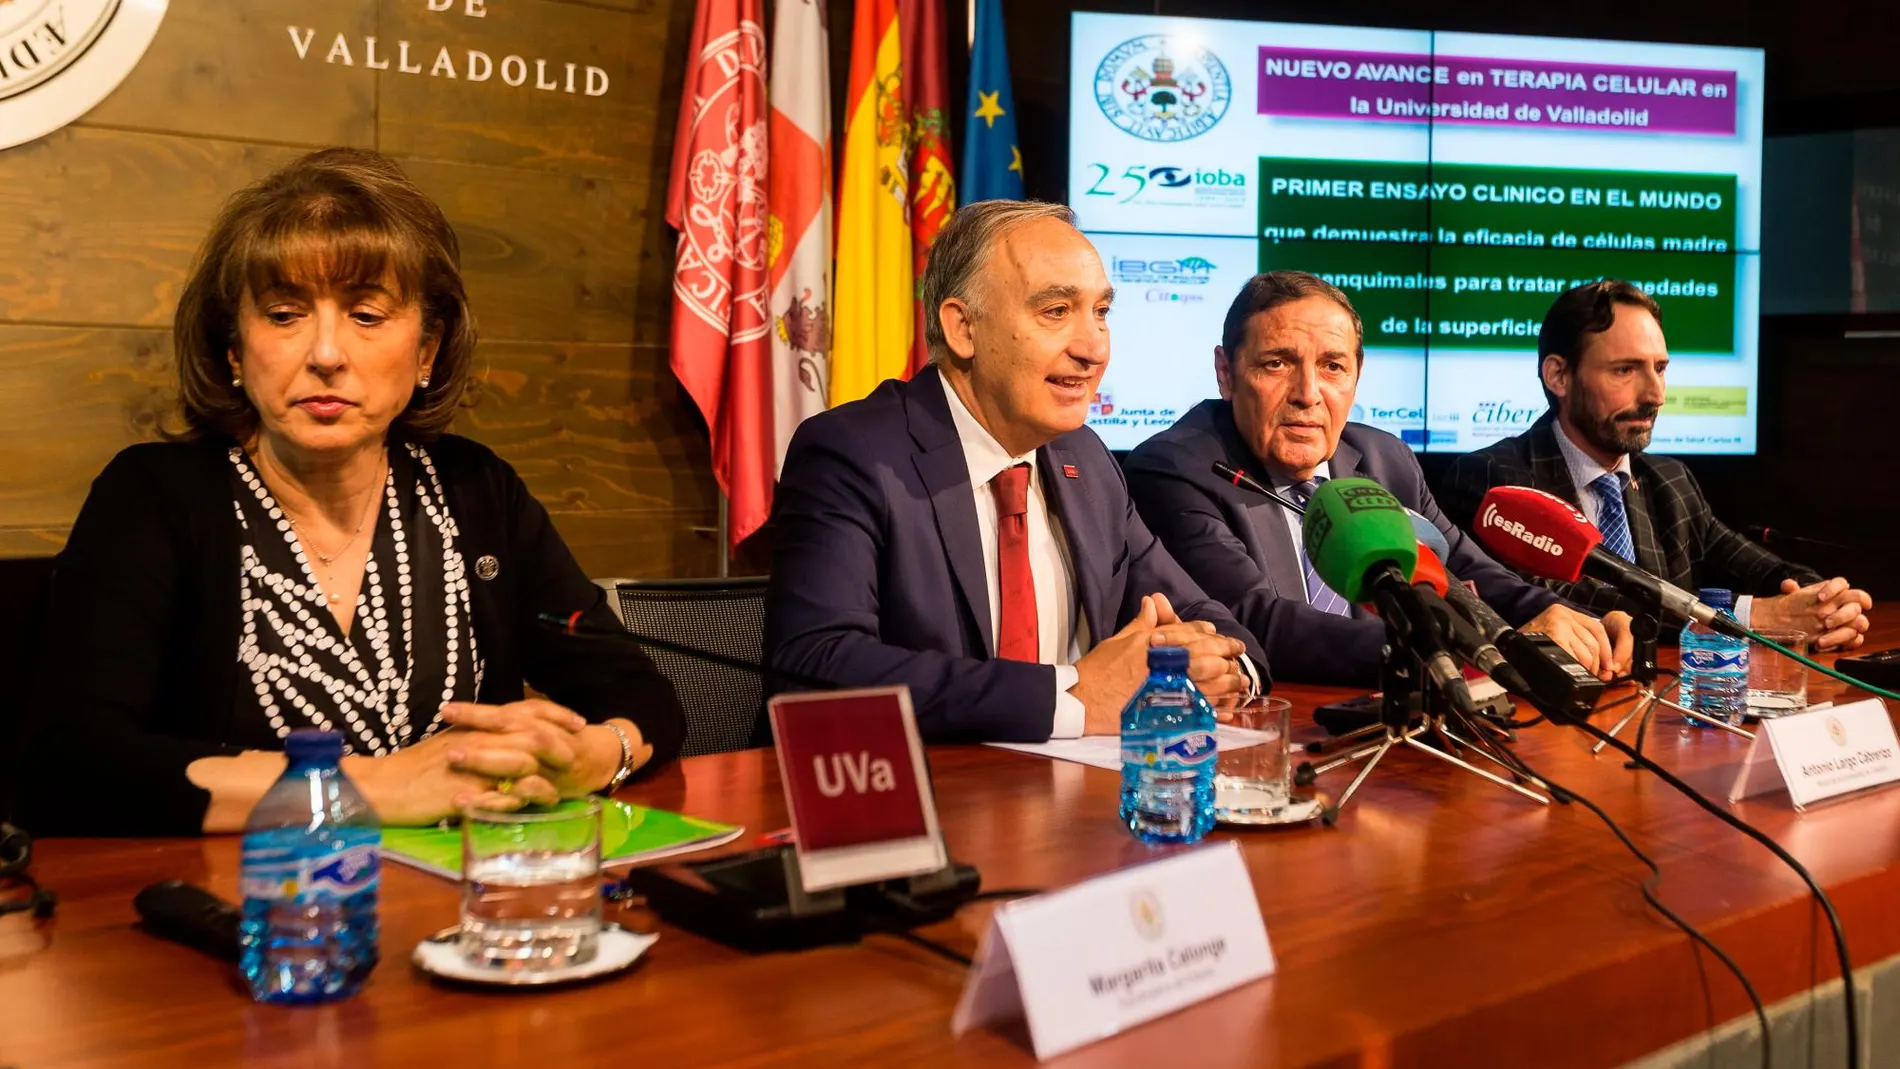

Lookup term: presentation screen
[1069,13,1764,454]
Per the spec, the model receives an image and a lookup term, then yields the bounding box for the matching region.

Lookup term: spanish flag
[830,0,913,407]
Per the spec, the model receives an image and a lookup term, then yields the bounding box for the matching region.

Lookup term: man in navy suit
[1124,271,1631,688]
[764,201,1263,743]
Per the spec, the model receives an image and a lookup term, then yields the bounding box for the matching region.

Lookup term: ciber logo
[1112,255,1216,285]
[1095,35,1232,142]
[1480,503,1564,556]
[1472,400,1541,426]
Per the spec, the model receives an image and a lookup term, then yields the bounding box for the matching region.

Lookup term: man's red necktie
[991,463,1038,662]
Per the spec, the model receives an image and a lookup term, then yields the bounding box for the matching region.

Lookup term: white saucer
[412,923,657,987]
[1216,797,1324,827]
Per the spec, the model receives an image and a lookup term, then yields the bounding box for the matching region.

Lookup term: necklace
[280,458,388,605]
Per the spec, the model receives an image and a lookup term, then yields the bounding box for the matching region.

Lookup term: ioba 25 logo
[1083,163,1247,206]
[1095,34,1231,142]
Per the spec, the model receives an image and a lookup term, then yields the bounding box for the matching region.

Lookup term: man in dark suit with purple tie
[763,201,1264,743]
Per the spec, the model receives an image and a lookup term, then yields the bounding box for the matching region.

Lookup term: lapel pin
[476,555,500,581]
[1062,464,1079,479]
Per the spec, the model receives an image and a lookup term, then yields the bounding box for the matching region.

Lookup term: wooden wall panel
[461,341,717,515]
[402,159,664,345]
[375,0,667,179]
[82,0,378,148]
[0,0,721,579]
[0,131,304,327]
[0,326,175,548]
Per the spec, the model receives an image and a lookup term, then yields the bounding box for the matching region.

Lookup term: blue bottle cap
[1697,588,1735,611]
[284,729,345,764]
[1148,645,1189,673]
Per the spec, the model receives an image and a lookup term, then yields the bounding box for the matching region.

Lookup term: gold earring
[232,373,243,386]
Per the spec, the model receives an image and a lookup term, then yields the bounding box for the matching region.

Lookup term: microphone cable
[1503,747,1772,1069]
[1575,719,1857,1069]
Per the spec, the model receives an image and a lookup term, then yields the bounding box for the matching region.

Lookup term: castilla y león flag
[666,0,772,547]
[766,0,833,471]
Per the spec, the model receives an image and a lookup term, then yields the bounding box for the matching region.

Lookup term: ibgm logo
[1,0,169,151]
[1112,255,1216,285]
[1094,35,1232,142]
[1480,503,1564,556]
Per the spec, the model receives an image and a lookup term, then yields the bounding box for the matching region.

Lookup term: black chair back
[601,577,770,757]
[0,557,56,822]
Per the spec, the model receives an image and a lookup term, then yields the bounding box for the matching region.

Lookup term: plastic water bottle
[239,730,381,1004]
[1679,588,1749,728]
[1119,646,1218,844]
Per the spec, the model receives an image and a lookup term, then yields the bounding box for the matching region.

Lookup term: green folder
[382,798,744,880]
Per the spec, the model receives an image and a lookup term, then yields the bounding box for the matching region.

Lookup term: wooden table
[6,625,1900,1068]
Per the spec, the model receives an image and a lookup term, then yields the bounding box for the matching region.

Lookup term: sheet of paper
[988,725,1269,772]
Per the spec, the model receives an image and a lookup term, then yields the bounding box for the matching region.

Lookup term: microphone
[1738,524,1853,553]
[539,612,837,691]
[134,880,242,961]
[1210,461,1310,517]
[1471,486,1748,639]
[1410,543,1535,695]
[1301,479,1476,718]
[1400,508,1603,717]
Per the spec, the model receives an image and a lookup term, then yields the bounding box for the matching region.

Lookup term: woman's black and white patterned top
[229,443,484,755]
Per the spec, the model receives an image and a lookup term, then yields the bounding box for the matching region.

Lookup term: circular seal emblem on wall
[0,0,169,151]
[1094,34,1231,143]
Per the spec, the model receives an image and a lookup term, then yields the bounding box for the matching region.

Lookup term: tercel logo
[1480,503,1564,556]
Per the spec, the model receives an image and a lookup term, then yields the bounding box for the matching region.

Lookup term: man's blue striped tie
[1588,472,1636,562]
[1292,479,1352,617]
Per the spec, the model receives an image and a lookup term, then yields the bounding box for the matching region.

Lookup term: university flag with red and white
[666,0,773,547]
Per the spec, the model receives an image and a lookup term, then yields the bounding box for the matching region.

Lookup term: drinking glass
[1214,697,1293,821]
[459,799,602,970]
[1747,629,1810,716]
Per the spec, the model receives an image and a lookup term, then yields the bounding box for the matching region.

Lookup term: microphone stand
[1304,593,1550,825]
[1588,587,1754,758]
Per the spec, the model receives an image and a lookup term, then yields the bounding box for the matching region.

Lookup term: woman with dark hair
[17,148,684,836]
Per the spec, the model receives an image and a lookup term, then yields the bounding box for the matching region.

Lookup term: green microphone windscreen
[1300,478,1418,604]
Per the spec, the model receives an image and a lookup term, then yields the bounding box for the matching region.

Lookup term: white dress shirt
[1552,420,1752,624]
[939,376,1092,737]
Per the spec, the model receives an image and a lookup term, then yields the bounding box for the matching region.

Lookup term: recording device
[1399,507,1601,719]
[541,613,983,954]
[133,880,240,960]
[1836,648,1900,692]
[1301,478,1477,719]
[1471,486,1748,638]
[0,822,55,920]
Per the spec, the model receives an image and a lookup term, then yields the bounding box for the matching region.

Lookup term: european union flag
[961,0,1023,202]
